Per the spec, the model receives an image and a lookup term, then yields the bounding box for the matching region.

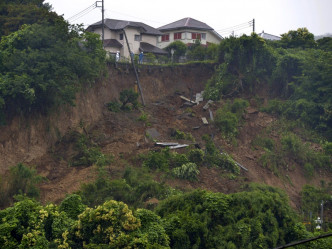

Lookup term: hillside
[1,63,330,209]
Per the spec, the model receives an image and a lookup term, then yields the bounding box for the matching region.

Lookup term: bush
[119,88,139,110]
[172,162,199,181]
[143,150,169,171]
[0,163,44,207]
[106,101,121,112]
[59,194,86,220]
[187,149,205,164]
[215,109,239,137]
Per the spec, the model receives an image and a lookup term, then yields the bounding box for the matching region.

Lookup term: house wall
[90,26,160,59]
[157,29,222,48]
[142,34,158,46]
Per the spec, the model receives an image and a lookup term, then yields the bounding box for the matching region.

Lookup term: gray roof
[87,19,163,36]
[158,17,214,31]
[258,31,281,41]
[139,42,168,55]
[103,39,122,48]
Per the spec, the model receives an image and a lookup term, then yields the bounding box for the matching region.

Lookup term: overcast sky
[45,0,332,37]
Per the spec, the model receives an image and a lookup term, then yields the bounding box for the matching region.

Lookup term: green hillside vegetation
[0,1,332,248]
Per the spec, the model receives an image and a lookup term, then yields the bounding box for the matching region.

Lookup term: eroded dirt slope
[0,63,330,207]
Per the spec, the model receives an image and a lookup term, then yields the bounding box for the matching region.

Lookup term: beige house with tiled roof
[87,19,167,58]
[157,17,223,48]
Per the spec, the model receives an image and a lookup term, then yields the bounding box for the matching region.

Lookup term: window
[174,32,182,40]
[192,33,201,40]
[161,34,169,42]
[201,33,206,40]
[134,35,142,41]
[119,33,123,40]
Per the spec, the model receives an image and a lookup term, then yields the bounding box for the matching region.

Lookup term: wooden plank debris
[169,144,189,149]
[155,142,179,146]
[155,142,189,150]
[236,162,248,171]
[180,95,197,104]
[202,117,209,125]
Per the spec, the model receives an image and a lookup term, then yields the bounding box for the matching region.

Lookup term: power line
[105,9,164,25]
[67,3,97,22]
[216,21,253,32]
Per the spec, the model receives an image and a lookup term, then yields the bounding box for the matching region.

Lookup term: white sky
[45,0,332,37]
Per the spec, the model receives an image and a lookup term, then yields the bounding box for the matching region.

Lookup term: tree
[165,40,187,58]
[280,28,316,49]
[0,0,62,38]
[0,22,105,121]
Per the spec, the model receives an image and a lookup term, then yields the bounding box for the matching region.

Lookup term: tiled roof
[87,19,163,36]
[139,42,168,55]
[158,17,214,31]
[103,39,122,48]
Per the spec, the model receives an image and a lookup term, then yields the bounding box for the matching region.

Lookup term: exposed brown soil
[0,63,330,209]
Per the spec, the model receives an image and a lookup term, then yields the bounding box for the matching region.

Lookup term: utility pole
[96,0,105,47]
[253,18,255,33]
[102,0,104,46]
[122,29,145,106]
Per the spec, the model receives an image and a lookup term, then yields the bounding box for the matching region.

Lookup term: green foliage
[258,131,331,174]
[0,19,105,120]
[71,134,113,167]
[187,149,205,164]
[59,194,86,220]
[300,184,332,218]
[280,28,316,49]
[252,136,275,151]
[155,186,301,249]
[119,88,139,111]
[142,149,170,171]
[214,99,248,138]
[172,162,199,181]
[0,163,44,208]
[0,197,73,248]
[0,0,63,38]
[171,129,194,141]
[106,100,121,112]
[165,41,187,57]
[317,37,332,51]
[215,109,239,137]
[208,33,276,98]
[79,167,173,208]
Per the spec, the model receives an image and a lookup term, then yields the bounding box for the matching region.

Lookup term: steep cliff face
[0,64,215,174]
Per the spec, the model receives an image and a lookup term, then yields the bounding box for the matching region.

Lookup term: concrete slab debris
[202,117,209,125]
[203,100,214,110]
[195,91,204,104]
[209,109,214,121]
[146,128,160,139]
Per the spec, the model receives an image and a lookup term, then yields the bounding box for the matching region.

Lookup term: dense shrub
[172,162,199,181]
[0,163,43,208]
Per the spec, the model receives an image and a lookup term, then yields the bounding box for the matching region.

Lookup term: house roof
[103,39,122,48]
[87,19,163,36]
[158,17,214,31]
[139,42,168,55]
[258,31,281,41]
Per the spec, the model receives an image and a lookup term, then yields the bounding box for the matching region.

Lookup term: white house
[86,19,167,58]
[157,17,223,48]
